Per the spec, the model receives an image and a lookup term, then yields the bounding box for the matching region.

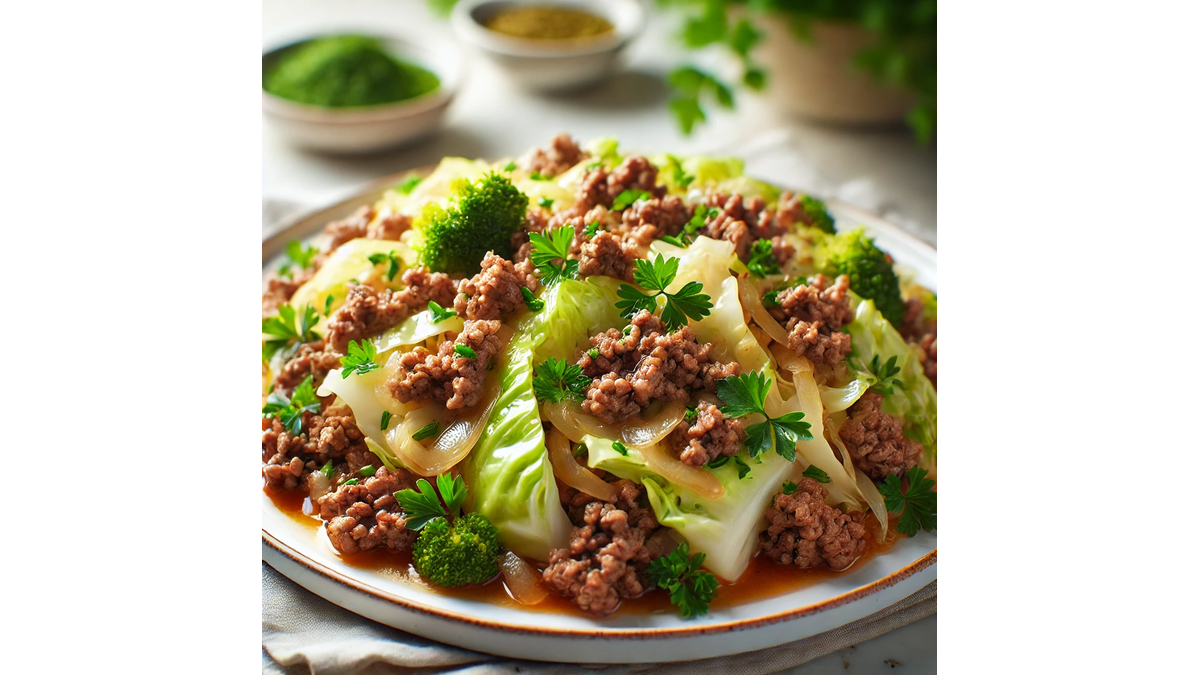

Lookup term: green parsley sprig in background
[716,371,812,461]
[616,254,713,331]
[646,542,719,619]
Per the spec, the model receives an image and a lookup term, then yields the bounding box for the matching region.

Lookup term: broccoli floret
[817,228,905,328]
[417,172,529,274]
[411,512,502,587]
[800,195,835,234]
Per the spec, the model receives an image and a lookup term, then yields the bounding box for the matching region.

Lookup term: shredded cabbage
[288,238,415,318]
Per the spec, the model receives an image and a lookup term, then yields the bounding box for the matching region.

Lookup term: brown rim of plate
[263,529,936,638]
[261,162,937,637]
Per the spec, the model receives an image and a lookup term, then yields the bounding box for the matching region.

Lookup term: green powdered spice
[263,35,440,108]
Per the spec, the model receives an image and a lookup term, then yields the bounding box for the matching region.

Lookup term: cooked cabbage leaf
[288,238,417,320]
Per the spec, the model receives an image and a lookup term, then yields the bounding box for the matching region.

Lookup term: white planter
[755,17,915,125]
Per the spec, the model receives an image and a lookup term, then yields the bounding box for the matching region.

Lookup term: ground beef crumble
[700,193,784,259]
[759,478,868,571]
[274,340,344,395]
[572,156,667,215]
[454,251,538,321]
[669,401,746,466]
[322,205,374,253]
[386,319,504,410]
[522,133,588,177]
[902,297,938,389]
[326,269,457,353]
[261,403,367,490]
[366,212,411,241]
[577,310,740,424]
[838,392,922,481]
[542,479,662,614]
[578,230,639,281]
[617,195,692,246]
[771,274,854,367]
[317,467,418,555]
[919,333,937,387]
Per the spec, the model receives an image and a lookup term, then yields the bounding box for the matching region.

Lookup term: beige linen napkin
[261,127,936,673]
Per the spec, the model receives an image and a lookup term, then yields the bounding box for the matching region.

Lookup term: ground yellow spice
[484,6,613,40]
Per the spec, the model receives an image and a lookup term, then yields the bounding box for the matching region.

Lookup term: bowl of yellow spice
[262,33,461,154]
[451,0,643,91]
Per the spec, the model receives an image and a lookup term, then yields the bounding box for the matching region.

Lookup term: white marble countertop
[262,2,936,672]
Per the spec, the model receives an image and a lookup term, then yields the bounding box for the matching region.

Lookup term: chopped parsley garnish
[716,371,812,461]
[707,454,751,479]
[261,375,322,436]
[277,262,293,279]
[394,473,467,531]
[660,207,719,248]
[583,221,600,238]
[781,480,799,495]
[360,465,377,477]
[611,188,650,212]
[622,325,634,336]
[318,460,336,479]
[616,254,713,331]
[428,300,457,323]
[528,225,579,286]
[262,304,321,360]
[865,354,906,397]
[762,289,780,308]
[367,250,402,282]
[612,440,629,456]
[684,406,698,423]
[521,286,544,311]
[454,344,477,359]
[412,421,440,441]
[323,294,335,316]
[802,465,831,483]
[585,160,602,170]
[380,411,392,431]
[342,478,359,486]
[585,347,599,360]
[397,176,422,194]
[502,161,516,172]
[532,357,591,403]
[646,542,719,619]
[746,239,781,278]
[529,171,550,181]
[537,196,554,208]
[879,466,937,537]
[340,340,380,378]
[286,239,319,270]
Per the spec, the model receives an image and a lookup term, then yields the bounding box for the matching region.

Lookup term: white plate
[261,171,937,664]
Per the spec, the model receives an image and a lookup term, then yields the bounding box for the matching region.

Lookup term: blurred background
[262,0,935,245]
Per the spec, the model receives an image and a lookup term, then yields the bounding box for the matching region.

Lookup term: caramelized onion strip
[547,427,618,502]
[543,401,619,443]
[500,551,549,605]
[641,442,724,500]
[621,401,686,449]
[739,275,790,345]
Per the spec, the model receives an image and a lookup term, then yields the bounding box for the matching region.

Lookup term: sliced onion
[376,311,464,354]
[854,470,890,544]
[622,401,686,448]
[547,427,618,502]
[738,275,790,345]
[641,442,724,499]
[387,376,500,477]
[307,470,333,503]
[500,551,549,605]
[543,401,619,443]
[771,342,813,376]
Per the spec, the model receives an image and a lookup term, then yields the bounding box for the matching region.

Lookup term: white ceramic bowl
[451,0,644,91]
[262,34,462,154]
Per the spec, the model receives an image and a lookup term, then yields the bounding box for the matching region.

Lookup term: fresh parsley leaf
[262,304,321,360]
[879,467,937,537]
[622,325,634,336]
[360,465,377,477]
[716,371,810,460]
[502,161,516,172]
[537,196,554,208]
[428,301,457,323]
[323,294,335,316]
[662,207,719,248]
[617,255,713,330]
[529,171,550,181]
[585,347,599,360]
[781,480,799,495]
[286,239,319,269]
[367,250,401,282]
[866,354,906,397]
[319,460,336,479]
[340,340,380,378]
[380,411,392,431]
[528,225,579,286]
[454,344,477,359]
[532,357,591,404]
[707,456,730,469]
[762,290,780,308]
[802,465,831,483]
[521,286,544,311]
[584,221,600,238]
[611,189,650,211]
[397,176,422,194]
[746,239,781,278]
[436,473,468,515]
[277,262,293,279]
[413,421,440,441]
[708,455,750,479]
[263,375,321,436]
[612,440,629,456]
[733,455,751,479]
[291,376,321,412]
[646,542,718,619]
[394,478,446,531]
[684,406,698,423]
[342,478,359,486]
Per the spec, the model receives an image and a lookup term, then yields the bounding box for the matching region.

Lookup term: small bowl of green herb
[262,33,461,154]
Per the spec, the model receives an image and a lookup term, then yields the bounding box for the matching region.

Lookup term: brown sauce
[265,485,900,616]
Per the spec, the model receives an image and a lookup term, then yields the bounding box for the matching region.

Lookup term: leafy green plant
[661,0,936,141]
